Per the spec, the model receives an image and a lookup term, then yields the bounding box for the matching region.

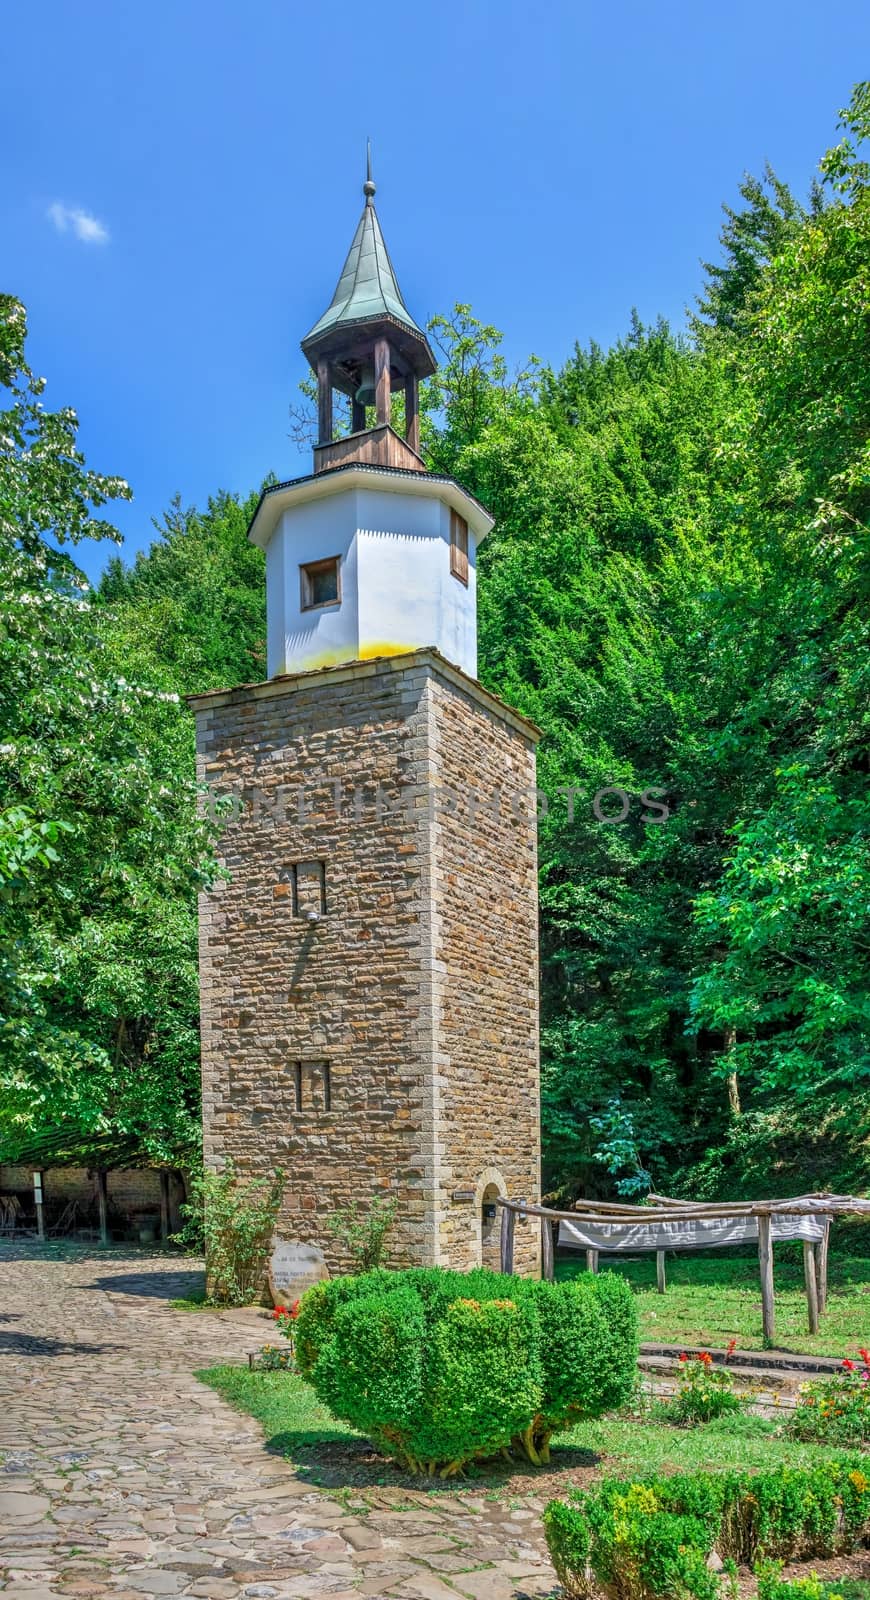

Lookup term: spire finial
[363,138,376,202]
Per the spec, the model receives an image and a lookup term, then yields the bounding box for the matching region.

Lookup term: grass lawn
[197,1363,858,1496]
[556,1247,870,1358]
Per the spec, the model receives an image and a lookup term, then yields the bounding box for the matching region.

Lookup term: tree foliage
[4,83,868,1198]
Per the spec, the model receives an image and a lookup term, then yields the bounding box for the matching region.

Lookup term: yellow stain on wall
[358,641,410,661]
[276,641,412,675]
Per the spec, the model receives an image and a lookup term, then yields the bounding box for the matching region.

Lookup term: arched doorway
[473,1167,508,1269]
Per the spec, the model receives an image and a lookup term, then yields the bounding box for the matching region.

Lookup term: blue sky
[3,0,867,580]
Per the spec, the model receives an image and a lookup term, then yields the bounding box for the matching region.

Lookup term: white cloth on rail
[558,1213,825,1253]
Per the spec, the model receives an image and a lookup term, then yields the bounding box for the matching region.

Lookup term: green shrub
[323,1195,398,1270]
[544,1461,870,1600]
[173,1160,284,1306]
[295,1264,637,1475]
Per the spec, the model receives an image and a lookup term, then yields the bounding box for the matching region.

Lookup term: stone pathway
[0,1243,559,1600]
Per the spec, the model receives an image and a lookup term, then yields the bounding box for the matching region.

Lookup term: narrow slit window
[450,511,469,585]
[300,555,341,610]
[323,1061,332,1113]
[288,860,326,919]
[293,1061,303,1111]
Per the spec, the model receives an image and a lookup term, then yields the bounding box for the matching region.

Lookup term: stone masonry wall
[192,649,540,1276]
[426,673,541,1274]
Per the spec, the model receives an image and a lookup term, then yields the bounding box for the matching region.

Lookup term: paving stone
[0,1492,51,1521]
[0,1245,557,1600]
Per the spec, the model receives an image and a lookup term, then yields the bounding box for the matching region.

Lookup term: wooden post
[33,1170,44,1241]
[656,1249,667,1294]
[374,337,391,427]
[405,373,420,454]
[351,397,366,433]
[541,1216,554,1281]
[816,1218,830,1314]
[316,358,333,445]
[159,1170,171,1242]
[585,1248,599,1273]
[803,1239,820,1335]
[757,1212,775,1345]
[500,1204,515,1275]
[97,1169,109,1247]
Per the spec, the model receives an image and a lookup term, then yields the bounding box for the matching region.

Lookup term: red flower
[859,1348,870,1366]
[726,1338,738,1357]
[271,1306,287,1319]
[679,1352,688,1363]
[843,1358,856,1371]
[699,1351,713,1365]
[289,1299,301,1319]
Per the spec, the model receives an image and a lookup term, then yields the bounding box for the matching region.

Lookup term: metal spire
[363,138,375,203]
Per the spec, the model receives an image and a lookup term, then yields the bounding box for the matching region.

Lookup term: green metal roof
[302,166,426,348]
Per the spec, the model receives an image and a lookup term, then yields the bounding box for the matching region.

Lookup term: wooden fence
[497,1193,870,1344]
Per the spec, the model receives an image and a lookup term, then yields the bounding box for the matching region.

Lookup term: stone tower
[190,160,541,1279]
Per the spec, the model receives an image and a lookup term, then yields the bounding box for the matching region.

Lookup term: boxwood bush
[294,1264,637,1475]
[543,1460,870,1600]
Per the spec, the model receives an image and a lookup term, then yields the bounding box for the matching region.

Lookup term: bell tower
[250,153,493,682]
[191,159,542,1284]
[302,145,434,469]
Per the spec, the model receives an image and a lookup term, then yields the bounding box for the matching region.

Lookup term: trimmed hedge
[543,1460,870,1600]
[295,1264,637,1475]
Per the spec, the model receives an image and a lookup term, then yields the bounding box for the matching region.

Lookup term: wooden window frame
[300,555,341,611]
[450,511,469,586]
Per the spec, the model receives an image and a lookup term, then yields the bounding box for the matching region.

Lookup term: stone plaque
[268,1239,330,1308]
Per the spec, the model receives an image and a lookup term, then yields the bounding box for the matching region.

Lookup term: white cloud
[47,202,110,245]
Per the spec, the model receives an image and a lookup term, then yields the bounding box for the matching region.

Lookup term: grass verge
[556,1249,870,1358]
[198,1364,857,1494]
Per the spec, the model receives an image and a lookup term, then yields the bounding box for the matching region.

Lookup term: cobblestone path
[0,1244,558,1600]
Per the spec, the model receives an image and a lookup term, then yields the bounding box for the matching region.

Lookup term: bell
[354,360,376,410]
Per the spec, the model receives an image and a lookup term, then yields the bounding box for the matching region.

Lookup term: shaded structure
[0,1130,186,1244]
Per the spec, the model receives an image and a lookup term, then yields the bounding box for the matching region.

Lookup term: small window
[283,860,327,919]
[292,1061,333,1114]
[300,555,341,610]
[450,511,469,586]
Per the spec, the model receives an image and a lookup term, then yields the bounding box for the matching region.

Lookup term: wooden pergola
[497,1192,870,1344]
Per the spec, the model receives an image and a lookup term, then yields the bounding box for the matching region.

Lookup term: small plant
[787,1350,870,1447]
[270,1299,300,1364]
[173,1160,285,1306]
[257,1342,294,1371]
[666,1347,743,1425]
[756,1560,845,1600]
[324,1194,398,1271]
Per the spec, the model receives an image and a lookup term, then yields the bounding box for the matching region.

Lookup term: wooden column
[33,1170,44,1241]
[374,337,391,427]
[541,1216,555,1281]
[159,1170,171,1241]
[500,1204,515,1275]
[351,397,366,433]
[656,1250,667,1294]
[803,1240,820,1334]
[316,358,333,445]
[585,1248,599,1273]
[96,1169,109,1247]
[757,1212,775,1346]
[405,373,420,454]
[816,1218,830,1313]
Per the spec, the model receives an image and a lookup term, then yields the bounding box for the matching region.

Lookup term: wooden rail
[494,1193,868,1343]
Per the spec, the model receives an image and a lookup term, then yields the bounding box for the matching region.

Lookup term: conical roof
[301,157,432,365]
